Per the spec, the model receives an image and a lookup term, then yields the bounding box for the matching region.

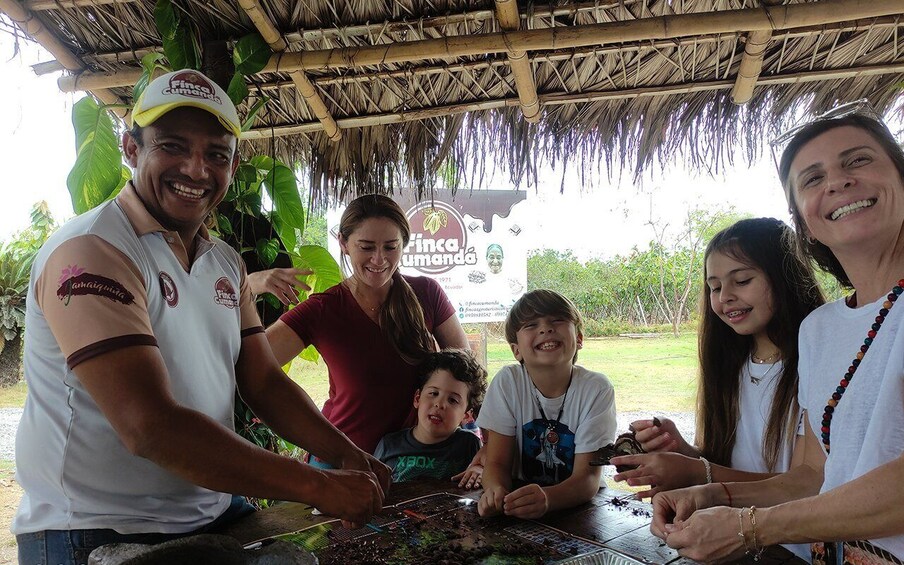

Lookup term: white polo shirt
[13,183,262,535]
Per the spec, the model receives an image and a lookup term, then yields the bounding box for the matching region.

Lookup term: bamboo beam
[0,0,126,116]
[731,30,772,104]
[243,61,904,139]
[58,0,904,91]
[495,0,540,123]
[25,0,133,10]
[237,0,341,142]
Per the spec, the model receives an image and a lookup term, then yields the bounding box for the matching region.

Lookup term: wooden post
[238,0,342,142]
[731,30,772,104]
[495,0,541,123]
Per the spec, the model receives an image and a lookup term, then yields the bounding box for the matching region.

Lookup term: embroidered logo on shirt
[159,271,179,308]
[214,277,238,309]
[56,264,134,306]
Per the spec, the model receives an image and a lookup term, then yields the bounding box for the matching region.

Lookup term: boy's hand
[478,485,509,516]
[502,483,549,519]
[452,463,483,489]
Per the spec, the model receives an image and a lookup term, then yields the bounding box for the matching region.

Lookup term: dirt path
[0,466,19,564]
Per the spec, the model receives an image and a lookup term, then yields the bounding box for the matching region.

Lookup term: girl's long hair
[697,218,824,470]
[339,194,435,364]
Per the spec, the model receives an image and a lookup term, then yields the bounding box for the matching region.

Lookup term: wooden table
[221,480,803,564]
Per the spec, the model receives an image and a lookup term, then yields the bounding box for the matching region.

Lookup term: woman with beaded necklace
[649,105,904,564]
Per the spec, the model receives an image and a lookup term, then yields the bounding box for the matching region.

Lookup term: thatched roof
[2,0,904,201]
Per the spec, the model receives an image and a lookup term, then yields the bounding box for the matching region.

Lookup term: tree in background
[0,202,56,386]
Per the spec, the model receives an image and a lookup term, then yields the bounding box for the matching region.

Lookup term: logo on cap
[162,71,222,105]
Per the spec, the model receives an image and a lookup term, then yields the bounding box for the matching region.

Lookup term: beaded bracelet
[700,456,713,484]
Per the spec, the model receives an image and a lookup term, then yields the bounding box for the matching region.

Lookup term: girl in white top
[611,219,823,562]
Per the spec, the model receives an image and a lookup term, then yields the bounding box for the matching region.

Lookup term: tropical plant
[0,202,57,386]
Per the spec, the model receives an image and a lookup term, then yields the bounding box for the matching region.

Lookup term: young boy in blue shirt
[374,349,487,484]
[477,289,617,519]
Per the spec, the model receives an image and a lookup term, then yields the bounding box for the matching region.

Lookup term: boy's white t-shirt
[477,364,617,484]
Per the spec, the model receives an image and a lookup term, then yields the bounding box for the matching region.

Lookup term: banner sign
[328,190,528,323]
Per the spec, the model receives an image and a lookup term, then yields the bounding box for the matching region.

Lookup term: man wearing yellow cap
[13,70,389,565]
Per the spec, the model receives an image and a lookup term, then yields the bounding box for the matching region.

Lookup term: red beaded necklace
[820,279,904,453]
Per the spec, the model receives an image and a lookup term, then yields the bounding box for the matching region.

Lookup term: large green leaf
[242,97,268,132]
[67,97,123,214]
[250,156,305,230]
[271,212,297,254]
[226,72,249,107]
[233,33,272,75]
[255,237,279,267]
[154,0,201,71]
[133,52,168,101]
[292,245,341,295]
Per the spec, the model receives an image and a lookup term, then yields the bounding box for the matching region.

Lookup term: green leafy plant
[0,202,57,386]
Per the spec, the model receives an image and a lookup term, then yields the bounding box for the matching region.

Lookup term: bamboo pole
[732,30,772,104]
[495,0,541,123]
[58,0,904,91]
[0,0,126,116]
[25,0,133,10]
[243,61,904,139]
[237,0,341,142]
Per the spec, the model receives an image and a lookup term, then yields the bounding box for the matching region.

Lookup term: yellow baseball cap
[131,69,241,138]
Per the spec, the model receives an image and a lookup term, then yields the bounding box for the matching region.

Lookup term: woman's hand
[248,268,313,306]
[611,452,707,499]
[650,483,720,539]
[662,506,750,563]
[629,417,697,456]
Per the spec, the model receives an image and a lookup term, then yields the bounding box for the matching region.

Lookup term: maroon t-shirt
[280,275,456,453]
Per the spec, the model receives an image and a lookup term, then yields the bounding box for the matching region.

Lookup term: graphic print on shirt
[522,419,575,485]
[159,271,179,308]
[393,455,463,482]
[56,264,135,306]
[213,276,238,309]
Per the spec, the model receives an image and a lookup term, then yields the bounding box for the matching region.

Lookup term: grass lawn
[0,334,699,414]
[289,333,699,413]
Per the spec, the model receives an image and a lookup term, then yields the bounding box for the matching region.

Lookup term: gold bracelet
[737,508,751,552]
[748,506,765,561]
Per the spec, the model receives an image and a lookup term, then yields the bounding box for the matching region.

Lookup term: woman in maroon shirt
[266,194,469,456]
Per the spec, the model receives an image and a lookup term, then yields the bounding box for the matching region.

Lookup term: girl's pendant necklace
[748,357,779,386]
[525,365,574,445]
[820,279,904,454]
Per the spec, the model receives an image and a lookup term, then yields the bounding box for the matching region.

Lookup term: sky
[0,32,792,260]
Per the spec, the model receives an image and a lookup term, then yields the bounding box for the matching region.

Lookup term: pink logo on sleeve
[57,265,135,306]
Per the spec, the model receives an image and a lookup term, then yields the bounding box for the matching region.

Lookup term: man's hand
[502,483,549,519]
[339,449,392,495]
[478,485,509,517]
[309,468,385,527]
[248,268,312,306]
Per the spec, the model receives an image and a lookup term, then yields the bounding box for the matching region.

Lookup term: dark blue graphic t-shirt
[521,419,576,485]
